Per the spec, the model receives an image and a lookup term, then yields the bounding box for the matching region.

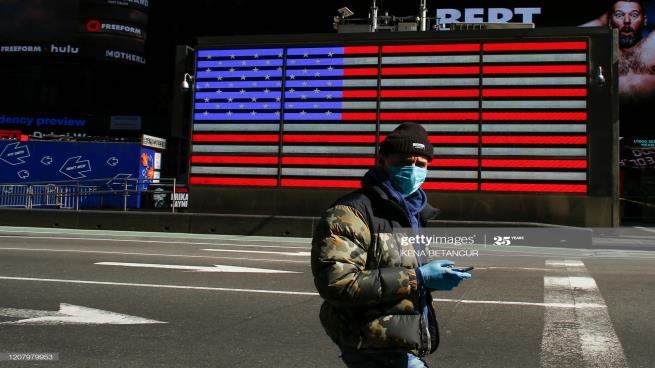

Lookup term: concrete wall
[189,186,618,227]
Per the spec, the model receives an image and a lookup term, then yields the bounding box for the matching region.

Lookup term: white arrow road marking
[201,249,311,256]
[95,262,300,273]
[0,303,165,325]
[540,259,628,368]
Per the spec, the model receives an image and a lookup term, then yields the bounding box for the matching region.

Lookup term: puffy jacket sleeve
[311,204,420,307]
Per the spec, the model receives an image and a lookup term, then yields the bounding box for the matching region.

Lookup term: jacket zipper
[417,284,429,357]
[370,186,428,355]
[387,198,430,354]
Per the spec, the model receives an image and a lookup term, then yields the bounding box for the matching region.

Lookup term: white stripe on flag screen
[190,40,590,193]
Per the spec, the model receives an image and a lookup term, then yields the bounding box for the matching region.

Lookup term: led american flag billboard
[190,39,589,193]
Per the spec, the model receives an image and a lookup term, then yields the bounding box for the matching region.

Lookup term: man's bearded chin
[619,27,643,48]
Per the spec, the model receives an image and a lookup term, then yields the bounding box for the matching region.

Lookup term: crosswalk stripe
[540,259,628,368]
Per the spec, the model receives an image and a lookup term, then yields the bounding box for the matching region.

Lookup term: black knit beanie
[379,122,433,161]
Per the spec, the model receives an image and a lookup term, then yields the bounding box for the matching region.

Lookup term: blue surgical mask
[387,165,427,197]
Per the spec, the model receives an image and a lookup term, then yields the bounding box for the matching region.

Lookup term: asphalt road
[0,225,654,368]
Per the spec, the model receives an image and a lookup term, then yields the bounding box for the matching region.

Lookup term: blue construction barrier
[0,140,157,209]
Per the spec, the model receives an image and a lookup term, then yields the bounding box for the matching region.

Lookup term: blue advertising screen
[0,141,142,183]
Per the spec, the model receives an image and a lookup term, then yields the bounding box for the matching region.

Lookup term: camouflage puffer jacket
[311,184,440,357]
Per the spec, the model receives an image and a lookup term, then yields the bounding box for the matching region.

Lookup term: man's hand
[417,260,471,291]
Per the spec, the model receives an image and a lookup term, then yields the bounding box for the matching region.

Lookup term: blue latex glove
[417,260,471,291]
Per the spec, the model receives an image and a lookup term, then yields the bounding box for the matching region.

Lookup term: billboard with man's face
[433,0,655,167]
[586,1,655,103]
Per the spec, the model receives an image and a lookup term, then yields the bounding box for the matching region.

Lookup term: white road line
[540,259,628,368]
[481,246,655,259]
[633,226,655,235]
[207,242,309,249]
[201,249,310,256]
[541,273,583,366]
[570,276,628,367]
[4,234,654,259]
[0,247,308,264]
[0,235,310,249]
[0,226,311,243]
[444,266,590,272]
[0,276,320,296]
[484,266,551,271]
[433,298,606,308]
[0,275,611,309]
[545,260,584,267]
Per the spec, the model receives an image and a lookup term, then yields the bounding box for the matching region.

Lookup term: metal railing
[0,178,179,212]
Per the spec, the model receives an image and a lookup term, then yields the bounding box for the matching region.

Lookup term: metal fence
[0,178,178,212]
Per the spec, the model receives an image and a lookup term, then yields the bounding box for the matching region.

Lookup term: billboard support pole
[172,178,177,213]
[123,179,128,212]
[76,181,80,211]
[419,0,428,31]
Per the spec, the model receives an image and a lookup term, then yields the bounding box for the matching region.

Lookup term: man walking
[311,122,471,367]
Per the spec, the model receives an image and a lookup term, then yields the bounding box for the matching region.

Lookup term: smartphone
[452,266,474,272]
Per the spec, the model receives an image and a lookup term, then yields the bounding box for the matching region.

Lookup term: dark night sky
[145,0,613,82]
[160,0,612,42]
[162,1,391,40]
